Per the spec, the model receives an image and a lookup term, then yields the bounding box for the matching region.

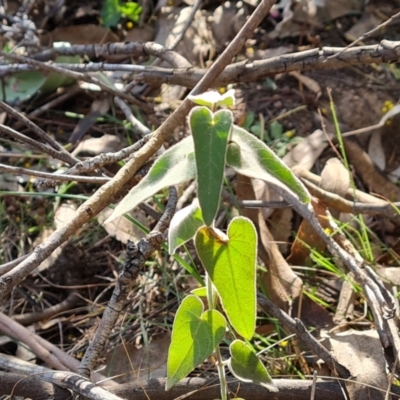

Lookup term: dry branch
[136,39,400,88]
[3,40,400,90]
[77,187,178,378]
[111,377,400,400]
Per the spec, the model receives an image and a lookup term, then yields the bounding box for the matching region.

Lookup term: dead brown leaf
[324,329,389,400]
[69,98,110,144]
[283,129,330,170]
[72,134,121,156]
[287,198,329,266]
[236,175,302,310]
[98,207,147,245]
[345,140,400,201]
[105,333,170,384]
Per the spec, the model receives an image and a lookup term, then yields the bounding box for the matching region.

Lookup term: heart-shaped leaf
[195,217,257,339]
[190,107,233,226]
[188,89,235,108]
[229,340,277,391]
[168,198,204,254]
[227,126,310,204]
[190,287,207,297]
[166,295,226,390]
[106,136,196,223]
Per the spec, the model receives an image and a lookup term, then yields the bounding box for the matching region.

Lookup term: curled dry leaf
[283,129,331,170]
[106,333,171,383]
[69,98,110,144]
[71,134,121,156]
[289,71,321,98]
[345,140,400,201]
[98,207,147,245]
[289,157,350,264]
[323,329,388,400]
[368,131,386,171]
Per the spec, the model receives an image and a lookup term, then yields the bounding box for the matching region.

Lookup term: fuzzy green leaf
[190,107,233,226]
[226,126,310,204]
[101,0,121,28]
[229,340,278,391]
[195,217,257,339]
[168,198,204,254]
[188,89,235,108]
[106,137,196,223]
[166,295,226,390]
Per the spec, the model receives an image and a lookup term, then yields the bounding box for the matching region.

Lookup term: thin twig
[0,101,79,164]
[328,10,400,59]
[1,39,400,89]
[12,291,80,325]
[135,39,400,88]
[257,292,351,379]
[0,312,114,385]
[0,163,110,184]
[37,135,152,188]
[300,178,400,219]
[33,42,190,67]
[114,97,151,136]
[77,187,177,378]
[0,51,152,111]
[0,254,29,275]
[0,123,77,165]
[41,371,124,400]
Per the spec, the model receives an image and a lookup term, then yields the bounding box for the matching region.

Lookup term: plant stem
[206,272,215,309]
[215,346,228,400]
[206,273,227,400]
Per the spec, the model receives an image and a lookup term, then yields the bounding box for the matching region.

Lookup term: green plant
[242,112,302,158]
[101,0,142,28]
[106,89,311,399]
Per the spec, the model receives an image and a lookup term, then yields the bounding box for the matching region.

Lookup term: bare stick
[257,292,350,379]
[0,51,152,111]
[13,291,80,325]
[114,97,151,136]
[0,0,276,299]
[0,163,110,184]
[329,10,400,59]
[0,123,77,165]
[3,39,400,88]
[0,101,78,165]
[0,312,113,385]
[77,187,177,378]
[300,178,400,219]
[135,39,400,88]
[33,42,190,67]
[0,254,29,275]
[37,135,152,188]
[158,0,202,53]
[0,371,70,400]
[40,371,124,400]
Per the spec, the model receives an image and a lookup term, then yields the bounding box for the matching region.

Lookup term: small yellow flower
[324,227,333,235]
[382,100,394,114]
[126,21,134,30]
[285,130,296,138]
[280,340,289,348]
[218,87,227,94]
